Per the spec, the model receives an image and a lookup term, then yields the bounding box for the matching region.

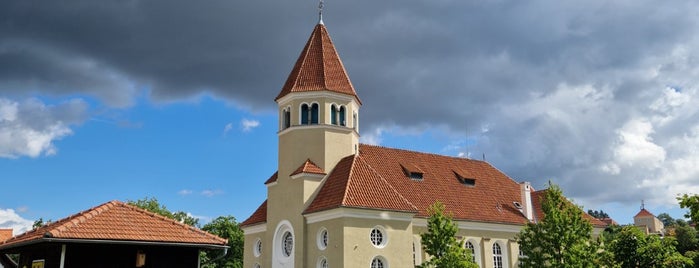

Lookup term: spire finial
[318,0,324,25]
[641,200,645,210]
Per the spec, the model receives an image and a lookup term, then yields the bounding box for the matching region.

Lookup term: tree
[419,202,478,268]
[517,182,600,267]
[609,225,693,268]
[658,213,677,227]
[675,225,699,255]
[679,194,699,227]
[588,209,610,219]
[200,216,244,268]
[128,197,199,226]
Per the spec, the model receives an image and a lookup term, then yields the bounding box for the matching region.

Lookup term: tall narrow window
[339,106,346,126]
[353,112,358,131]
[493,243,503,268]
[465,241,476,263]
[301,104,310,125]
[283,108,291,129]
[311,103,319,124]
[331,105,338,125]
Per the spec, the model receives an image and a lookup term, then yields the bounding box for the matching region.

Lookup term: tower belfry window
[301,103,320,125]
[283,107,291,129]
[331,105,338,125]
[339,106,346,126]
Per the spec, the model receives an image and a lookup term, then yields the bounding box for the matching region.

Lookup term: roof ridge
[360,143,487,163]
[46,200,119,238]
[120,202,228,243]
[339,154,358,206]
[355,154,418,211]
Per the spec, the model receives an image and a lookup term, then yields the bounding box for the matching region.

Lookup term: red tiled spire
[275,24,361,104]
[634,208,655,218]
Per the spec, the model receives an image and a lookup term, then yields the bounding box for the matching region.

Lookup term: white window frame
[317,227,329,250]
[253,238,262,257]
[370,226,388,248]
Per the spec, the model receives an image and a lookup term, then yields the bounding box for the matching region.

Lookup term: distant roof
[275,23,361,104]
[243,144,608,227]
[634,208,655,218]
[0,201,227,250]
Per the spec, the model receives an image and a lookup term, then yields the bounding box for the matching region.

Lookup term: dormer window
[331,104,347,126]
[301,103,319,125]
[453,169,476,186]
[401,163,424,181]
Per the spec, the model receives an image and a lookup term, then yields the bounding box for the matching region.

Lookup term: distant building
[240,15,606,268]
[634,205,665,235]
[0,201,227,268]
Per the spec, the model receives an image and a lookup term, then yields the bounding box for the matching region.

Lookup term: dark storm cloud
[1,0,699,208]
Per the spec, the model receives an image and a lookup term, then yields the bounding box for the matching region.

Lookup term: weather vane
[318,0,324,24]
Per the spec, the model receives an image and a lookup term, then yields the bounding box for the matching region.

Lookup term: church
[240,14,604,268]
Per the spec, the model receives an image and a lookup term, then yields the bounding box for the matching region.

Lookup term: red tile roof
[275,23,361,104]
[0,201,227,250]
[291,159,326,176]
[241,200,268,227]
[243,144,607,228]
[634,208,655,218]
[264,172,278,185]
[0,229,12,242]
[304,154,418,214]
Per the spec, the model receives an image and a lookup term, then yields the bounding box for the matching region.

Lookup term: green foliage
[32,218,51,229]
[128,197,199,227]
[201,216,244,268]
[679,194,699,227]
[658,213,677,227]
[588,209,610,219]
[609,226,693,268]
[517,182,599,267]
[419,202,478,268]
[675,225,699,254]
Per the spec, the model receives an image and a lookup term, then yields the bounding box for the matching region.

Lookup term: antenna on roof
[318,0,325,25]
[641,200,645,210]
[482,153,486,161]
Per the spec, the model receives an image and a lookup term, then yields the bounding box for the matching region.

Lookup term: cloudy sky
[2,0,698,233]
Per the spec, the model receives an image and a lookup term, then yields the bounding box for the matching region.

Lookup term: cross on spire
[318,0,324,25]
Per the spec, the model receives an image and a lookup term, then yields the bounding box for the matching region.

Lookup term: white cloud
[612,119,666,169]
[201,189,223,197]
[0,208,33,235]
[241,119,260,132]
[222,123,233,136]
[178,189,193,196]
[360,127,385,145]
[0,98,88,158]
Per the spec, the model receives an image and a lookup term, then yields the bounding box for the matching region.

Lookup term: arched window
[339,106,346,126]
[465,241,476,263]
[282,107,291,129]
[331,105,338,125]
[353,112,358,131]
[370,256,386,268]
[311,103,319,124]
[301,104,310,125]
[493,243,503,268]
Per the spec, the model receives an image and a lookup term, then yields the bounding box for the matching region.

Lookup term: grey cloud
[2,0,699,208]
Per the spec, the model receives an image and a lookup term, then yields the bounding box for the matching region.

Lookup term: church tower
[263,15,361,267]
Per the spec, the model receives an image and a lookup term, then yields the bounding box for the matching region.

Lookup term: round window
[253,238,262,257]
[317,228,329,250]
[282,231,294,257]
[370,226,387,248]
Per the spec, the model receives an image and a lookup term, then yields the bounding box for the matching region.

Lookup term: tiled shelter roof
[0,201,227,250]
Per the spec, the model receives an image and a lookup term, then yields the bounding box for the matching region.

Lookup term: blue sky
[2,0,699,234]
